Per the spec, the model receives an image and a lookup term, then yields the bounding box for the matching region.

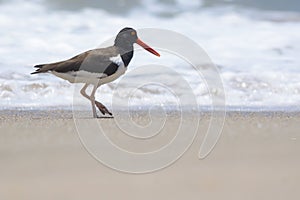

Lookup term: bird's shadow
[75,115,114,119]
[97,116,114,119]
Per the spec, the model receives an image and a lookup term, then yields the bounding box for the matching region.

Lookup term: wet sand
[0,109,299,200]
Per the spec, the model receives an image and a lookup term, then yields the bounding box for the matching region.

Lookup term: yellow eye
[131,31,136,36]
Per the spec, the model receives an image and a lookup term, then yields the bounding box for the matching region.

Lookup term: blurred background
[0,0,300,109]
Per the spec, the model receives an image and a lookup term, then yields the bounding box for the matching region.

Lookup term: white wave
[0,0,300,109]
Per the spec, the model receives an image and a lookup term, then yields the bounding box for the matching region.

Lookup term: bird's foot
[95,101,113,116]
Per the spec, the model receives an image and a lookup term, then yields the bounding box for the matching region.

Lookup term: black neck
[120,51,134,67]
[114,40,134,67]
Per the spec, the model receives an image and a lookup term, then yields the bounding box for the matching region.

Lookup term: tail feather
[31,64,46,74]
[34,64,45,69]
[30,70,41,75]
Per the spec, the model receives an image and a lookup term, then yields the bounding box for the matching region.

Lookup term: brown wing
[31,46,120,75]
[31,51,90,74]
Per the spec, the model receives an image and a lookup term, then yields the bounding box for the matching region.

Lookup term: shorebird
[31,27,160,118]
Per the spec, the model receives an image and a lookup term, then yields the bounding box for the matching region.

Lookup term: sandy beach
[0,109,299,200]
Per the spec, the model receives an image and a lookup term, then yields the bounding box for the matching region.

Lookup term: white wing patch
[109,54,124,67]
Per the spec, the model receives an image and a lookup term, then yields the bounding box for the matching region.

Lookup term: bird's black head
[114,27,138,49]
[114,27,160,57]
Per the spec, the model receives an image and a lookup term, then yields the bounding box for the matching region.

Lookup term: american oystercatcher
[31,27,160,118]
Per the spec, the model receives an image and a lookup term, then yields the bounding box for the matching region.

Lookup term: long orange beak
[136,38,160,57]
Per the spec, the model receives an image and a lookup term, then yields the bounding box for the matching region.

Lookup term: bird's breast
[99,54,127,84]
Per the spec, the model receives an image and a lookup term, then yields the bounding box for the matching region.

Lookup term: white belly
[51,65,126,85]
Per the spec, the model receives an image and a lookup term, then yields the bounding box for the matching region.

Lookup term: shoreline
[1,106,300,120]
[2,105,300,112]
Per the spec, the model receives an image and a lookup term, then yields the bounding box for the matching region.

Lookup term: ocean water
[0,0,300,110]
